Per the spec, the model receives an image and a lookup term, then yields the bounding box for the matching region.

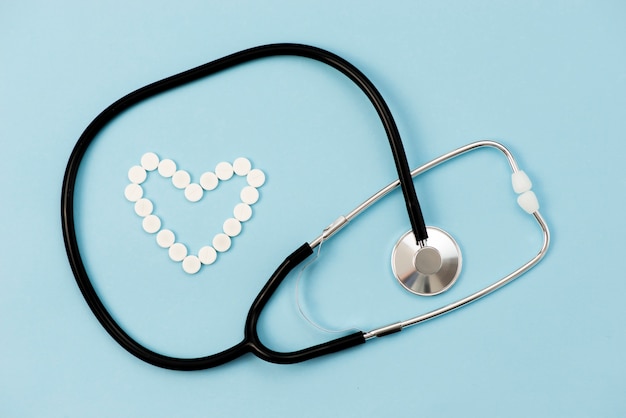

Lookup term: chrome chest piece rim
[391,226,462,296]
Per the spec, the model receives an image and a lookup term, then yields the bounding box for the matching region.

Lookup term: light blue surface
[1,1,625,416]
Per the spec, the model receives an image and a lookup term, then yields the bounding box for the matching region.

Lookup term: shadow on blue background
[1,1,625,417]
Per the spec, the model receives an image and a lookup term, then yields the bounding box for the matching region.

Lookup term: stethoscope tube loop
[62,43,414,370]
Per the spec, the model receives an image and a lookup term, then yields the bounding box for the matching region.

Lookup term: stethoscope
[62,44,550,371]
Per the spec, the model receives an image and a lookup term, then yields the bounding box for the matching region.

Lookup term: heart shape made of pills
[124,152,265,275]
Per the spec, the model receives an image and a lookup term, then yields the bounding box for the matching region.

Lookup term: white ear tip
[517,191,539,214]
[512,171,532,193]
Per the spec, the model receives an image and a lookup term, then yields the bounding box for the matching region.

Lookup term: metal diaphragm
[391,227,462,296]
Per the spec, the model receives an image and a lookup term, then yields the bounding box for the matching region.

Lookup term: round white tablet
[233,157,252,176]
[142,215,161,234]
[223,218,242,237]
[168,242,187,262]
[128,165,147,184]
[124,184,143,202]
[184,183,203,202]
[172,170,191,189]
[246,169,266,188]
[240,186,259,204]
[182,256,201,274]
[200,171,218,190]
[140,152,159,171]
[158,159,176,178]
[156,229,175,248]
[213,233,232,252]
[215,162,234,180]
[134,198,153,217]
[198,246,217,265]
[233,203,252,222]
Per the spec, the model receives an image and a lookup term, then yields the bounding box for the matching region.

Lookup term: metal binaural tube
[310,140,521,248]
[306,140,550,340]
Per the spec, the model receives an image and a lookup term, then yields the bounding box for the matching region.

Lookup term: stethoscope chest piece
[391,226,462,296]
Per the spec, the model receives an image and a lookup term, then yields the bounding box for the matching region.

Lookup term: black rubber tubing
[244,244,366,366]
[61,43,426,370]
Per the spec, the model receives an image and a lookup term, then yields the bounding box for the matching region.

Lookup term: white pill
[124,184,143,202]
[128,165,147,184]
[134,198,153,217]
[182,256,201,274]
[200,172,219,190]
[184,183,203,202]
[158,159,177,177]
[233,203,252,222]
[172,170,191,189]
[213,233,232,252]
[223,218,242,237]
[215,162,234,180]
[142,215,161,233]
[198,246,217,265]
[233,157,252,176]
[240,186,259,204]
[141,152,160,171]
[168,242,187,262]
[156,229,175,248]
[247,169,266,188]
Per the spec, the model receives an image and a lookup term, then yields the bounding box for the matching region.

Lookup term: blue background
[2,1,625,416]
